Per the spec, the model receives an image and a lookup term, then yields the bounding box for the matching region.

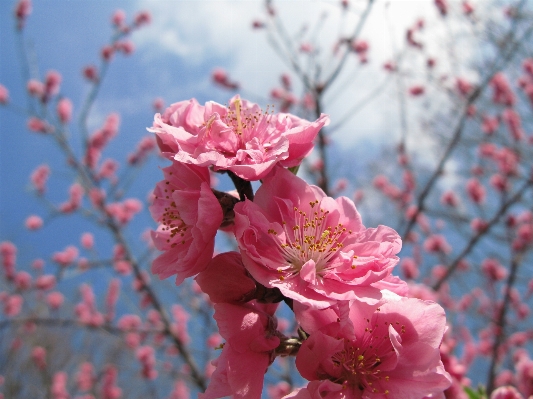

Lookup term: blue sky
[0,0,423,261]
[0,0,502,392]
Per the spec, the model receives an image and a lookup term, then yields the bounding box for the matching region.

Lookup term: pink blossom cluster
[148,96,452,398]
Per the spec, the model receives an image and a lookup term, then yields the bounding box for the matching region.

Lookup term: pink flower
[136,346,158,380]
[200,301,281,399]
[195,252,256,304]
[52,245,79,267]
[491,73,516,106]
[502,108,524,141]
[400,257,419,280]
[466,178,486,204]
[76,362,95,392]
[35,274,56,290]
[441,191,459,207]
[423,234,451,254]
[290,295,451,398]
[150,161,222,285]
[268,382,292,399]
[115,40,135,55]
[490,386,524,399]
[234,167,401,308]
[150,95,329,181]
[51,372,69,399]
[100,365,122,399]
[516,354,533,397]
[4,294,23,316]
[456,77,473,96]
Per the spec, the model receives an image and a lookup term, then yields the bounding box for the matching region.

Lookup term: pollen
[274,203,349,277]
[234,98,243,136]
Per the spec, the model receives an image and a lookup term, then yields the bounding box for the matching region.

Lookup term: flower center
[331,314,401,396]
[222,100,277,151]
[270,201,352,278]
[154,177,189,248]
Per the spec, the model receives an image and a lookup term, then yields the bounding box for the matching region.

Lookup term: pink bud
[32,258,45,270]
[111,9,126,26]
[44,70,62,97]
[78,257,90,270]
[47,292,64,310]
[400,257,419,279]
[490,386,524,399]
[30,165,50,196]
[153,97,164,112]
[434,0,448,16]
[14,0,32,30]
[27,79,44,96]
[35,274,56,290]
[32,346,47,369]
[351,39,369,54]
[409,85,425,96]
[252,20,265,29]
[212,68,239,90]
[462,1,474,15]
[83,65,99,82]
[25,215,43,230]
[56,98,72,124]
[482,258,507,281]
[4,295,23,316]
[134,11,151,27]
[101,45,115,61]
[27,117,50,134]
[195,252,256,303]
[115,40,135,55]
[0,85,9,104]
[81,233,94,250]
[15,271,31,290]
[52,245,79,267]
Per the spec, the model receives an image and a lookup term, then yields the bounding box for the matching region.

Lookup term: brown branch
[106,220,207,391]
[0,317,160,335]
[401,19,533,241]
[322,0,375,92]
[486,252,522,395]
[431,179,532,291]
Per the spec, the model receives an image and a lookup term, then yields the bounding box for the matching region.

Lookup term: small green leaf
[463,386,487,399]
[288,165,300,175]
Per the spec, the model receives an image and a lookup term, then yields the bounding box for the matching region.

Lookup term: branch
[401,19,533,240]
[485,252,523,395]
[431,179,532,291]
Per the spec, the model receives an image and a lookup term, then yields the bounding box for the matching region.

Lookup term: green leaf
[288,165,300,175]
[463,386,487,399]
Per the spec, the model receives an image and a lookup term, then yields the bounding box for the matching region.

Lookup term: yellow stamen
[234,98,243,135]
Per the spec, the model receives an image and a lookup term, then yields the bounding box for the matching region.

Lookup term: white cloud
[133,0,481,156]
